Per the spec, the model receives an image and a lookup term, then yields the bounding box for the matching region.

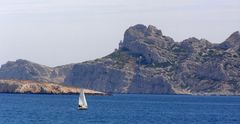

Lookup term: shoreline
[0,92,108,96]
[1,92,239,97]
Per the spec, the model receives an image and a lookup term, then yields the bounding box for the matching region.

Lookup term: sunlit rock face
[0,80,105,95]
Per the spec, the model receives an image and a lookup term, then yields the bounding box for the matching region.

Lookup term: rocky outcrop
[0,59,73,83]
[219,31,240,50]
[121,24,175,64]
[1,24,240,95]
[65,24,240,95]
[0,80,105,95]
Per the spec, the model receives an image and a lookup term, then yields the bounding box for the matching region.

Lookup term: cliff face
[65,24,240,95]
[0,59,73,83]
[0,80,105,95]
[1,24,240,95]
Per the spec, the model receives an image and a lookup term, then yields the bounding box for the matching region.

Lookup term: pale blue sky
[0,0,239,66]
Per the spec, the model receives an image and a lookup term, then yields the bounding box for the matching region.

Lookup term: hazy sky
[0,0,239,67]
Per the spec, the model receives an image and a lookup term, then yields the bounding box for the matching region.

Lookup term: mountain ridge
[0,24,240,95]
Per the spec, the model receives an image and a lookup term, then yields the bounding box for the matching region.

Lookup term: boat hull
[78,105,88,110]
[78,107,88,110]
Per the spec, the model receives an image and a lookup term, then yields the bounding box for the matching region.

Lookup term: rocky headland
[0,80,105,95]
[0,24,240,95]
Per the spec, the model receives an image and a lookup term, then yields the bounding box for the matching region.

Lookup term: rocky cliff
[1,24,240,95]
[65,24,240,95]
[0,80,105,95]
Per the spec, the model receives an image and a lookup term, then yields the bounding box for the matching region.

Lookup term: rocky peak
[123,24,147,42]
[121,24,171,50]
[123,24,163,43]
[146,25,162,36]
[0,59,52,81]
[182,37,200,44]
[229,31,240,39]
[219,31,240,50]
[2,59,28,69]
[1,59,50,71]
[16,59,31,63]
[181,37,211,49]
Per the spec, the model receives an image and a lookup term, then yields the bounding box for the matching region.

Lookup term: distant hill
[0,59,73,83]
[1,24,240,95]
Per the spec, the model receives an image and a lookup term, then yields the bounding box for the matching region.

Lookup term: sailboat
[78,90,88,110]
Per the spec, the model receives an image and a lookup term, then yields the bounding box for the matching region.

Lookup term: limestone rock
[0,79,105,95]
[65,24,240,95]
[0,59,73,83]
[1,24,240,95]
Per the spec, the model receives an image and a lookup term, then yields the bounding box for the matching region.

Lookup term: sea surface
[0,94,239,124]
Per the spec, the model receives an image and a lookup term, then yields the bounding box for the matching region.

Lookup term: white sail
[78,90,88,109]
[78,94,84,106]
[81,91,88,107]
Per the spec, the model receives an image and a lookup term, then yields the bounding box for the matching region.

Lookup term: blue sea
[0,94,239,124]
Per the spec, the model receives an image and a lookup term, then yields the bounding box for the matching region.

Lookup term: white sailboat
[78,90,88,110]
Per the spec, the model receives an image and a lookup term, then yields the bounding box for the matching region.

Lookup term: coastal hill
[0,80,105,95]
[0,59,73,83]
[0,24,240,95]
